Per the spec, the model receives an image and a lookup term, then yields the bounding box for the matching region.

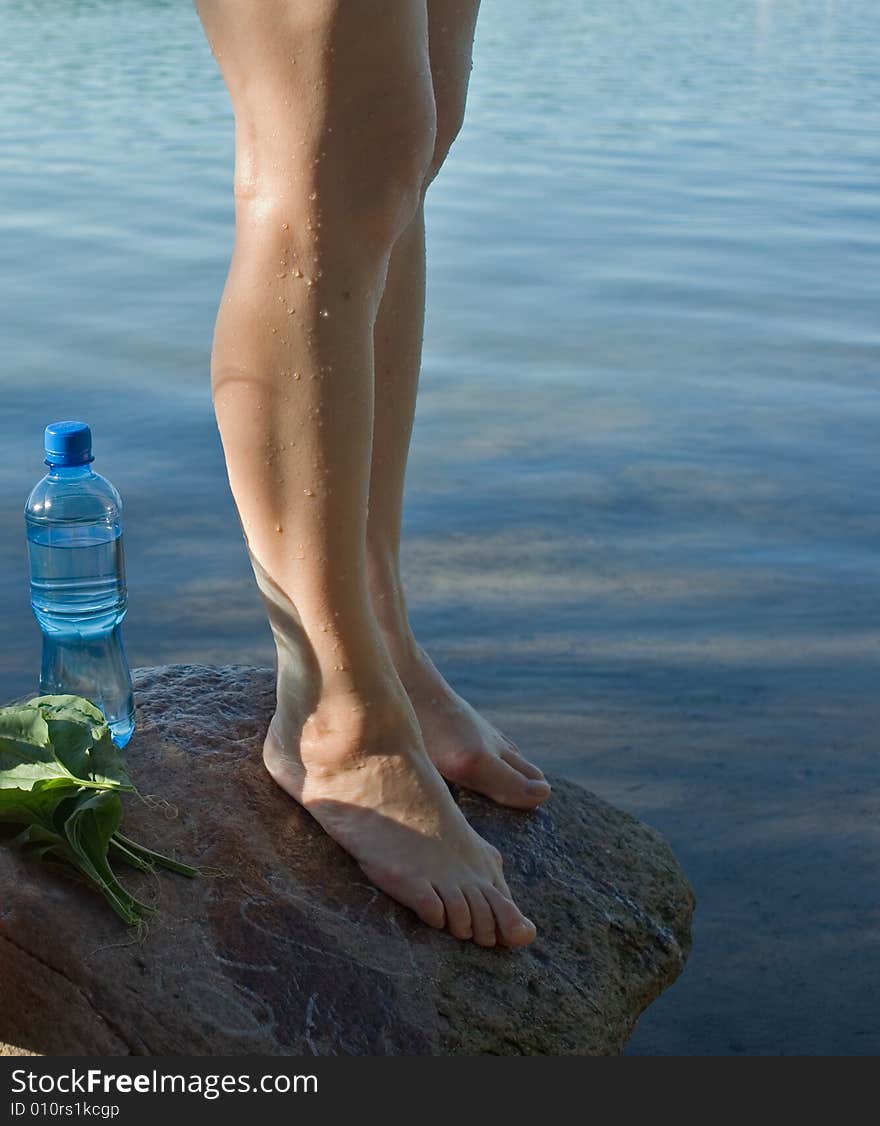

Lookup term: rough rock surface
[0,665,694,1056]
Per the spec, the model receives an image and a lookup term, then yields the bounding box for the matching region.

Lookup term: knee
[421,92,467,194]
[233,91,436,265]
[340,108,436,253]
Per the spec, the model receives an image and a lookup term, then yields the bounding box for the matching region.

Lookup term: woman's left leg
[367,0,551,810]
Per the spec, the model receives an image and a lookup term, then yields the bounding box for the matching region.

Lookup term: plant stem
[113,832,198,877]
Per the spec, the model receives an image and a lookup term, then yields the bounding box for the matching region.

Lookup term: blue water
[1,0,879,1053]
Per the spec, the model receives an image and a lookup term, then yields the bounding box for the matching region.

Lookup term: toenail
[527,779,550,792]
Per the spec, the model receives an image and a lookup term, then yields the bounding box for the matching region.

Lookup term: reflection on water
[1,0,879,1055]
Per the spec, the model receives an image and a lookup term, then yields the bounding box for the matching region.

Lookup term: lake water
[2,0,879,1055]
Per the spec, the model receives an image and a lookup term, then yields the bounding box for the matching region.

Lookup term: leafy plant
[0,694,196,925]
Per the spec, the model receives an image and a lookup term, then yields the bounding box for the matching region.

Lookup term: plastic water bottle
[25,421,135,748]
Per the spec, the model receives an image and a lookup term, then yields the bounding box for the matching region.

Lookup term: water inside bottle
[26,522,134,746]
[27,524,126,635]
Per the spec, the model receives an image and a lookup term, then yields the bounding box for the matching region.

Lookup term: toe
[500,741,548,784]
[463,886,497,947]
[403,879,446,929]
[483,883,537,947]
[360,866,447,930]
[483,756,551,810]
[437,884,473,941]
[520,776,552,807]
[488,858,513,901]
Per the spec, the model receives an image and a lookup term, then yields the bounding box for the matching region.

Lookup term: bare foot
[394,646,551,810]
[263,683,537,947]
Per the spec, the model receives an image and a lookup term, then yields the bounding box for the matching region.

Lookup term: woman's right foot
[263,684,536,948]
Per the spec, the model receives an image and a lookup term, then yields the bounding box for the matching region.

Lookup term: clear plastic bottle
[24,421,135,747]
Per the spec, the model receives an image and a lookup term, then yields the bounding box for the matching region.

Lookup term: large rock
[0,665,693,1055]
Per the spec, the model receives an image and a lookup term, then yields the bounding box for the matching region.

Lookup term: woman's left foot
[393,644,551,810]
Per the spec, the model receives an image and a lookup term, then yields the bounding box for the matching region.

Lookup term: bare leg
[193,0,535,947]
[367,0,551,809]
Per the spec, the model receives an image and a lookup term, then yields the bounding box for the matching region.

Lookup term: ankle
[278,676,418,773]
[375,624,422,680]
[368,621,436,698]
[366,557,421,668]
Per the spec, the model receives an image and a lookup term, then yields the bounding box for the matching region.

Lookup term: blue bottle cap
[44,421,94,467]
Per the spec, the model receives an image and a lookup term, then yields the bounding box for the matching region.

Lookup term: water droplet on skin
[304,488,315,497]
[281,222,289,230]
[294,269,303,278]
[306,278,314,288]
[287,308,295,315]
[308,191,317,201]
[276,272,287,279]
[319,308,329,318]
[275,524,283,533]
[293,371,301,380]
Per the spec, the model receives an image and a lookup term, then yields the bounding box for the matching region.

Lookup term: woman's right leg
[193,0,535,947]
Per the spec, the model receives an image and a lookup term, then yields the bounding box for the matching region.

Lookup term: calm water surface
[1,0,879,1054]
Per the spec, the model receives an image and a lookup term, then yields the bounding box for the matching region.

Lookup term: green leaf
[63,788,121,852]
[0,706,78,791]
[0,706,50,749]
[29,698,134,791]
[27,695,107,727]
[43,717,94,780]
[0,699,132,794]
[86,727,134,791]
[0,784,74,827]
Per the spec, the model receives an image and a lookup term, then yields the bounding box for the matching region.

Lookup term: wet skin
[194,0,543,944]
